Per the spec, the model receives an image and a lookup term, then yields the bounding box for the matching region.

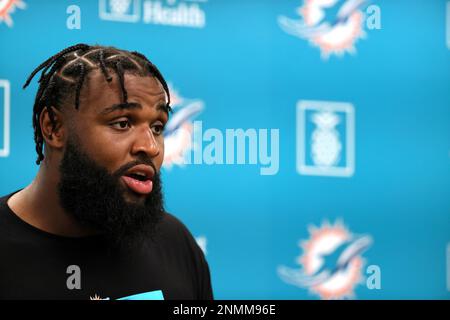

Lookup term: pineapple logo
[311,111,342,167]
[297,100,354,177]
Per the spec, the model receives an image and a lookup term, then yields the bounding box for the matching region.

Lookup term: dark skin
[7,70,168,237]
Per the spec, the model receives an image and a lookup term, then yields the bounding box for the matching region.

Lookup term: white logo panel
[447,2,450,49]
[99,0,141,22]
[297,100,355,177]
[0,80,10,158]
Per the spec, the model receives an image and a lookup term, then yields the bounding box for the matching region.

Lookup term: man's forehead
[99,102,168,116]
[89,70,165,92]
[82,71,168,111]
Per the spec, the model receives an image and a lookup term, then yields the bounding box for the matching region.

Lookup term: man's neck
[7,161,97,237]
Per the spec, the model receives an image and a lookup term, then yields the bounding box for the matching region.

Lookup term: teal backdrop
[0,0,449,299]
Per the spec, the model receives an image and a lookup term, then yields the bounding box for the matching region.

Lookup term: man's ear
[40,106,66,149]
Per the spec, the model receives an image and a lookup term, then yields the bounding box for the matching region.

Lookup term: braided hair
[23,44,172,165]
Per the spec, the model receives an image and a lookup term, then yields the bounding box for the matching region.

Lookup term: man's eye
[111,120,130,130]
[151,124,165,135]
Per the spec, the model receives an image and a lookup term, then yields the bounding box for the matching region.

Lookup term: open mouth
[122,174,153,195]
[120,164,155,195]
[126,173,148,182]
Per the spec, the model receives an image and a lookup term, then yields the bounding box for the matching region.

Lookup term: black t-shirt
[0,191,213,300]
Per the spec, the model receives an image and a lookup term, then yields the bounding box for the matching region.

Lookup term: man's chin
[123,190,148,204]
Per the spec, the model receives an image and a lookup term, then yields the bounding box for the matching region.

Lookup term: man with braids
[0,44,213,300]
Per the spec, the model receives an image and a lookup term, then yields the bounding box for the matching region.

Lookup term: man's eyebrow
[100,102,142,115]
[156,102,171,115]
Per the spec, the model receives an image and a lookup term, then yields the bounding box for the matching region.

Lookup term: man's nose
[130,126,160,158]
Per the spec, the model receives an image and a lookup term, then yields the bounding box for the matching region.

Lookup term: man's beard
[57,136,165,250]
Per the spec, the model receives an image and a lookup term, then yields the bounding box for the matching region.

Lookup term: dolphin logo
[277,220,373,299]
[0,0,26,27]
[278,0,369,58]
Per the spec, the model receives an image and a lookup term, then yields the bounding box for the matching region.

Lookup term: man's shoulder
[158,212,194,240]
[0,190,22,208]
[0,191,17,217]
[0,191,14,203]
[156,212,203,253]
[155,212,213,299]
[160,211,184,227]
